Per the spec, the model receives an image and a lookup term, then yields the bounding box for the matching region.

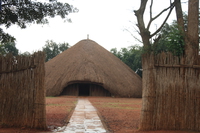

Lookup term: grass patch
[94,102,140,110]
[46,103,67,106]
[73,101,78,105]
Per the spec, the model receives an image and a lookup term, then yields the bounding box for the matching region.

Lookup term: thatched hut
[45,39,142,97]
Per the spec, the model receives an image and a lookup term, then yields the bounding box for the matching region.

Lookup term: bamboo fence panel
[140,52,200,131]
[0,52,46,130]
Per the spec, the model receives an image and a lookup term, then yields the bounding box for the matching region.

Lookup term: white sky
[3,0,188,53]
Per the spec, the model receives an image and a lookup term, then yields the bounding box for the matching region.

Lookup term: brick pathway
[62,98,107,133]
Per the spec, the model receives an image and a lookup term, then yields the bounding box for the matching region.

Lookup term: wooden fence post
[140,53,156,130]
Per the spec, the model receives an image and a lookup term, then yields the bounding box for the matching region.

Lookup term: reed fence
[140,52,200,131]
[0,52,46,129]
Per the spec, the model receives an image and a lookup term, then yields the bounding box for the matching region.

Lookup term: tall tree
[153,21,185,56]
[0,42,19,56]
[174,0,185,32]
[110,46,143,77]
[134,0,199,59]
[136,0,200,131]
[185,0,199,64]
[42,40,70,62]
[0,0,78,43]
[134,0,175,49]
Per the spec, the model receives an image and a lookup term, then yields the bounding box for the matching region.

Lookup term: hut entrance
[60,82,111,97]
[79,84,90,96]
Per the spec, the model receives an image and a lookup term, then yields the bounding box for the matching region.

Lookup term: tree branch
[124,28,142,43]
[150,2,175,38]
[147,1,175,30]
[149,0,153,25]
[174,0,185,33]
[134,0,151,46]
[134,0,148,32]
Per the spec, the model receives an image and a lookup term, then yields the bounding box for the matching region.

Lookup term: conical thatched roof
[45,39,142,97]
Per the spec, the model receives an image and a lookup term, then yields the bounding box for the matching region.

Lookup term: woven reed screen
[140,52,200,131]
[0,52,46,129]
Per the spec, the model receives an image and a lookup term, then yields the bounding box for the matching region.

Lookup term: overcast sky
[4,0,188,53]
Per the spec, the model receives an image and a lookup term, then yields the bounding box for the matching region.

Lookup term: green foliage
[0,42,19,56]
[43,40,70,62]
[0,29,16,43]
[0,0,78,43]
[152,22,185,56]
[110,46,143,77]
[110,48,122,59]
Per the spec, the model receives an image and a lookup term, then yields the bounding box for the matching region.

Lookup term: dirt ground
[45,96,77,128]
[0,96,199,133]
[0,96,78,133]
[88,97,198,133]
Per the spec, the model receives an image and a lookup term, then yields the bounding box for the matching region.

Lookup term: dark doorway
[78,84,90,96]
[60,82,111,96]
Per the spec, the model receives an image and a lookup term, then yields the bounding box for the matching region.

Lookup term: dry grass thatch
[45,39,142,97]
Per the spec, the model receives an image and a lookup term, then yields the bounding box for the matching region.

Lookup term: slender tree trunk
[174,0,185,53]
[174,0,186,80]
[175,0,185,32]
[134,0,151,48]
[185,0,199,64]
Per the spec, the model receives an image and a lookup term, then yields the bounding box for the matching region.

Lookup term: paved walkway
[54,98,107,133]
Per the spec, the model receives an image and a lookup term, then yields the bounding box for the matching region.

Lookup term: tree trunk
[134,0,151,48]
[185,0,199,64]
[175,0,185,33]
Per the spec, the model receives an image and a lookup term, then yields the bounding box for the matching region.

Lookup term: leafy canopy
[42,40,70,62]
[153,21,185,56]
[110,46,143,77]
[111,18,188,77]
[0,42,19,56]
[0,0,78,43]
[0,40,70,58]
